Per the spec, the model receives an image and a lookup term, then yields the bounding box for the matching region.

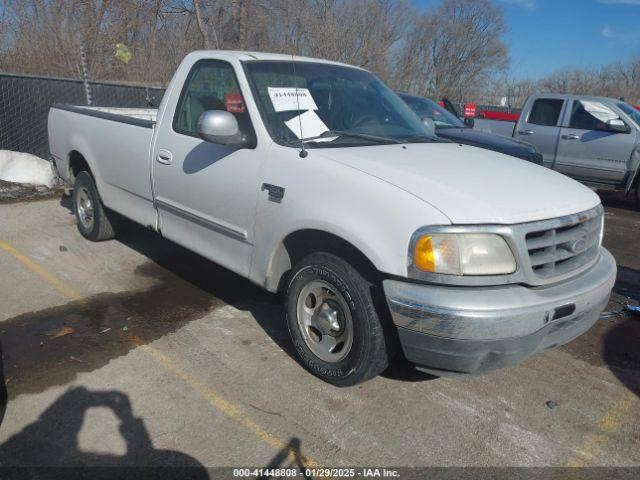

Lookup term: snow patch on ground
[0,150,56,188]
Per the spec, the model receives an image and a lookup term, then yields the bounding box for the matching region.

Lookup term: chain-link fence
[0,73,165,158]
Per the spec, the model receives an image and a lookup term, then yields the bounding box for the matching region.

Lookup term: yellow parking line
[0,240,82,301]
[0,238,319,468]
[134,337,319,468]
[565,391,637,466]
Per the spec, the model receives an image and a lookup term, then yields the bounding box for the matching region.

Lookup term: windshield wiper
[403,134,443,143]
[285,130,401,145]
[328,130,402,144]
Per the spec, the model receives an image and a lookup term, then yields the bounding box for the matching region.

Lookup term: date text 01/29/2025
[233,468,400,477]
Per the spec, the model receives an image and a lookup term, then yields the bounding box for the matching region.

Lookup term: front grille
[524,209,602,280]
[407,205,604,287]
[518,152,543,165]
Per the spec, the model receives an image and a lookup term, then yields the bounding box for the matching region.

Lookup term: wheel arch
[265,228,381,293]
[68,150,93,182]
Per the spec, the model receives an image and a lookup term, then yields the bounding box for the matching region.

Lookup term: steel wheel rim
[76,187,94,230]
[295,279,354,363]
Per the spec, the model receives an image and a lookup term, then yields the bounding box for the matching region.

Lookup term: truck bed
[48,104,158,229]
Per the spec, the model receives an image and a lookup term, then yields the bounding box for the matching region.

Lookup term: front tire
[72,171,116,241]
[285,252,390,386]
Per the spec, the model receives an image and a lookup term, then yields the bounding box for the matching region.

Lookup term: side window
[569,100,619,131]
[528,98,564,126]
[173,60,255,143]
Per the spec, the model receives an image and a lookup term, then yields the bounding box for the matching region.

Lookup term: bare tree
[392,0,508,101]
[3,0,634,105]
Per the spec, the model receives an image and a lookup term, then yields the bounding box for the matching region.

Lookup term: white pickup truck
[49,51,616,386]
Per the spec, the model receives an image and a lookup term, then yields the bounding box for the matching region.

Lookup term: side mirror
[605,118,630,134]
[196,110,243,146]
[422,117,436,133]
[464,117,475,128]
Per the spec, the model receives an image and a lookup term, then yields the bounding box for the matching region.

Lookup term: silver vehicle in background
[477,94,640,208]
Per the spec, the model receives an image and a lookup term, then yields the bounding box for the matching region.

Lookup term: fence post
[80,45,92,106]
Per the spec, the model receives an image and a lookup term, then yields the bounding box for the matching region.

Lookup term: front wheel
[285,252,390,386]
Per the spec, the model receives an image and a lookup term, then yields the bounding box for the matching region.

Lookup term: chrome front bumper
[383,248,616,375]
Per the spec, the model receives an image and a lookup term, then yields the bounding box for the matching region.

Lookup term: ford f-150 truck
[476,94,640,208]
[48,51,617,386]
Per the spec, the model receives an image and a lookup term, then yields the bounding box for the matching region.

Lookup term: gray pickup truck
[477,94,640,207]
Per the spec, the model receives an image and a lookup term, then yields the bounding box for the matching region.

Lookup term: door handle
[562,134,580,140]
[156,149,173,165]
[517,129,534,135]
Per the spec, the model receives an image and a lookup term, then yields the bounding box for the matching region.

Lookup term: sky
[414,0,640,80]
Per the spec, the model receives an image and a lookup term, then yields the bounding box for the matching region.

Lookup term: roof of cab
[531,93,624,103]
[187,50,364,70]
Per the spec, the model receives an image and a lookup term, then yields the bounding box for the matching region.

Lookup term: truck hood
[316,142,600,224]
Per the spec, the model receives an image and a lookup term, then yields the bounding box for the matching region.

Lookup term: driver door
[555,99,634,184]
[151,59,260,277]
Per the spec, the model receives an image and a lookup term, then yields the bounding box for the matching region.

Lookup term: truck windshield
[243,61,438,147]
[617,102,640,128]
[398,94,466,129]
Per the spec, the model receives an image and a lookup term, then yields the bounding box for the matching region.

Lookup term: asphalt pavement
[0,193,638,472]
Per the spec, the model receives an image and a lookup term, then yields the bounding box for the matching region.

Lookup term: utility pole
[80,44,92,106]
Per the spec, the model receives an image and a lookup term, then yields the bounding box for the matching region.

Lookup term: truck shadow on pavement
[53,197,431,385]
[111,217,435,383]
[0,257,224,399]
[603,266,640,398]
[603,319,640,398]
[54,196,310,378]
[0,386,209,477]
[0,198,305,400]
[603,266,640,397]
[112,219,300,360]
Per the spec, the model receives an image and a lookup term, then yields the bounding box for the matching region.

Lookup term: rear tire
[72,171,116,241]
[285,252,390,386]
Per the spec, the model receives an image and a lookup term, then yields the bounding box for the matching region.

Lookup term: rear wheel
[285,252,390,386]
[73,171,116,241]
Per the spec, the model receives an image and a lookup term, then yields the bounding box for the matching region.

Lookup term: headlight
[412,233,516,275]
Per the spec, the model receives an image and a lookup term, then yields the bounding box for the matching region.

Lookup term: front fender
[249,145,451,291]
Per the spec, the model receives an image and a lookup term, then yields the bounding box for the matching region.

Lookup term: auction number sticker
[268,87,318,112]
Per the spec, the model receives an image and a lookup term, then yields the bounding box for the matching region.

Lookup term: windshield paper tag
[285,110,330,139]
[579,100,618,123]
[268,87,318,112]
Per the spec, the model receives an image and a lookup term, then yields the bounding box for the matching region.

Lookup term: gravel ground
[0,180,63,204]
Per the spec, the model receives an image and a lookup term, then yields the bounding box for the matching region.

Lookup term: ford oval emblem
[570,237,587,253]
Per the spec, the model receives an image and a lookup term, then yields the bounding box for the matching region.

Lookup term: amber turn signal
[413,235,435,272]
